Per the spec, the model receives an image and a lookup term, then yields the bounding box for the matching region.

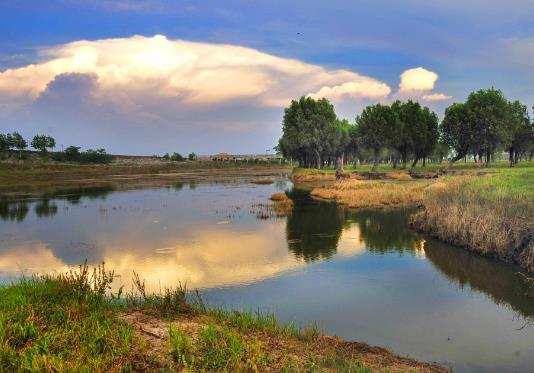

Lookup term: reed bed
[251,178,274,185]
[311,179,428,209]
[411,173,534,272]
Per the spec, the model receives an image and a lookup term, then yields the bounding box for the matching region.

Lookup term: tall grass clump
[412,171,534,272]
[311,179,428,209]
[0,262,137,372]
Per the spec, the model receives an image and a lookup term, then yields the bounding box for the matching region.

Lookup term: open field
[294,161,534,272]
[0,264,445,372]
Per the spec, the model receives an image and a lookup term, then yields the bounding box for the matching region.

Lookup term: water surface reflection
[1,179,533,372]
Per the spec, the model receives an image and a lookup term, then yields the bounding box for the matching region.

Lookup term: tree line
[277,88,534,171]
[0,133,112,163]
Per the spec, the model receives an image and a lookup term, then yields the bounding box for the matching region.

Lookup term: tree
[0,134,10,155]
[64,146,81,162]
[506,100,532,167]
[356,104,397,172]
[332,119,352,175]
[391,100,419,168]
[80,149,113,163]
[170,152,184,161]
[10,132,27,159]
[465,88,509,165]
[278,97,337,168]
[416,107,439,167]
[441,103,474,164]
[188,152,197,161]
[432,139,450,163]
[31,135,56,154]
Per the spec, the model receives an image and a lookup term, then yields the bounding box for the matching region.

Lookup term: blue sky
[1,0,533,155]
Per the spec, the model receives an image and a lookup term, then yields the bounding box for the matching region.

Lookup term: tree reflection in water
[285,188,424,262]
[0,186,114,221]
[424,239,534,320]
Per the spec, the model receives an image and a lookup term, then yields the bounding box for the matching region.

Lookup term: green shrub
[80,149,113,164]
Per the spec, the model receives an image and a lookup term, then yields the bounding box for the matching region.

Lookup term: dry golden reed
[310,179,427,209]
[411,176,534,271]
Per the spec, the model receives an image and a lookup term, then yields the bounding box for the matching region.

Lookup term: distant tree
[331,119,352,174]
[80,149,113,164]
[356,104,397,172]
[432,139,451,163]
[64,146,81,162]
[0,134,10,155]
[465,88,509,165]
[441,103,475,164]
[170,152,184,161]
[188,152,197,161]
[416,107,439,167]
[10,132,27,159]
[391,100,419,168]
[162,153,170,161]
[506,100,532,167]
[31,135,56,154]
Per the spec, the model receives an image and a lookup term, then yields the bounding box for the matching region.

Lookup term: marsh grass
[251,178,274,185]
[311,179,428,209]
[412,170,534,272]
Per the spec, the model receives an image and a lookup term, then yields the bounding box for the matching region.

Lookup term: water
[1,175,533,372]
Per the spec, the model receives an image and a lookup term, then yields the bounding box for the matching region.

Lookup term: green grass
[294,160,534,175]
[0,264,440,372]
[0,267,138,372]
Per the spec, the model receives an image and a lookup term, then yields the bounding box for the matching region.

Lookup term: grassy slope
[0,266,445,372]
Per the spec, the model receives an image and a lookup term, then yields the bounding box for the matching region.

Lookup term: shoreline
[292,163,534,273]
[0,266,446,372]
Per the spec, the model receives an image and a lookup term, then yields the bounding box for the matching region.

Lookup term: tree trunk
[372,149,380,172]
[422,157,426,167]
[315,150,321,169]
[335,153,345,179]
[411,157,419,168]
[509,147,514,168]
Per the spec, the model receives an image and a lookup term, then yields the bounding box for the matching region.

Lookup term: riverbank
[0,161,291,194]
[0,265,444,372]
[293,162,534,272]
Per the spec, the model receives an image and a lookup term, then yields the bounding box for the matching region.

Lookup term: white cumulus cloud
[399,67,438,92]
[0,34,391,110]
[422,93,452,101]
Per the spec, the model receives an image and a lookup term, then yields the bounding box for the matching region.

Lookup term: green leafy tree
[278,96,337,168]
[416,107,439,167]
[441,103,475,164]
[64,146,81,162]
[0,134,10,155]
[188,152,197,161]
[506,100,532,167]
[170,152,184,161]
[465,88,509,165]
[10,132,27,159]
[31,135,56,154]
[356,104,397,172]
[80,149,113,164]
[391,100,419,168]
[162,153,170,161]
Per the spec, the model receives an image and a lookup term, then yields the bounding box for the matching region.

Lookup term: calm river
[1,174,533,372]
